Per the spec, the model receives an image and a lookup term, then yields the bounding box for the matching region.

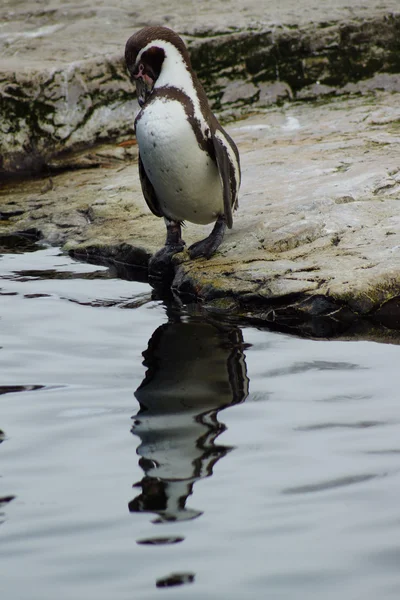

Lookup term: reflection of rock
[129,317,249,523]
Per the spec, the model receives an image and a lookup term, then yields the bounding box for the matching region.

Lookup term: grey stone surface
[2,0,399,69]
[1,0,400,336]
[2,91,399,336]
[1,0,400,173]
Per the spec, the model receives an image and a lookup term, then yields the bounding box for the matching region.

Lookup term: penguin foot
[148,243,185,281]
[189,217,226,259]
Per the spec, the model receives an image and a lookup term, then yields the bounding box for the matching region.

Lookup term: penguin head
[125,26,192,107]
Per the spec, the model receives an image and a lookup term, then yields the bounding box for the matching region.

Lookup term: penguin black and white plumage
[124,26,240,269]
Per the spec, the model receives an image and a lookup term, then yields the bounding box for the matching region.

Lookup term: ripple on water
[136,536,185,545]
[156,572,195,588]
[0,384,46,395]
[282,472,381,495]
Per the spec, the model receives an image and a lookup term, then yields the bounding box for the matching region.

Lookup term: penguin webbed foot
[148,242,185,281]
[189,216,226,260]
[149,218,185,280]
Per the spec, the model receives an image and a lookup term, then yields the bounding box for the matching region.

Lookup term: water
[1,243,400,600]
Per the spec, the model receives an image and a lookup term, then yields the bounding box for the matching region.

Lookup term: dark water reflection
[130,315,248,527]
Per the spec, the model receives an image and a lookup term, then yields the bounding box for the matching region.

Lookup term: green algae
[191,15,400,100]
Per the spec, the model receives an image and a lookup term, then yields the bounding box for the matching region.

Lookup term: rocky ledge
[1,1,400,339]
[2,89,399,339]
[1,1,400,174]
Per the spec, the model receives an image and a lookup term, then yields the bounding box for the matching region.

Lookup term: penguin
[124,26,240,273]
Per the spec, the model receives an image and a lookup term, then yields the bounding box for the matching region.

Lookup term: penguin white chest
[135,98,224,225]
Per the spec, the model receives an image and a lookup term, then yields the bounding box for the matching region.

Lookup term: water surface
[1,245,400,599]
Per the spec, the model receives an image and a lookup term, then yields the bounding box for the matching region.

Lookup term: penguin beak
[133,72,155,107]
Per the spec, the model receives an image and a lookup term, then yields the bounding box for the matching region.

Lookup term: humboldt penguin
[124,26,240,273]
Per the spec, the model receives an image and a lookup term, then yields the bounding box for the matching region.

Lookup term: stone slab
[1,0,400,337]
[1,90,399,337]
[1,0,400,173]
[2,0,399,69]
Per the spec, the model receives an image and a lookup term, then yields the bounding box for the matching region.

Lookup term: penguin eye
[132,62,145,81]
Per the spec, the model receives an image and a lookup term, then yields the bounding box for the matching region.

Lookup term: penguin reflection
[129,315,249,523]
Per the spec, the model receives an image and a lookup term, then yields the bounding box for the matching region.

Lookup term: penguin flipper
[138,153,163,218]
[212,130,240,230]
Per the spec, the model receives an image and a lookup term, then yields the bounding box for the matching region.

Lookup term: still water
[1,243,400,600]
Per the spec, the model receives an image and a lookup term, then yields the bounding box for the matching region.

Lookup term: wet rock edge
[68,243,400,341]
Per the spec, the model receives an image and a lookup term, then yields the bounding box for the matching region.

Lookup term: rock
[2,90,400,336]
[1,0,400,336]
[0,57,136,173]
[256,82,293,106]
[296,83,336,100]
[220,81,259,105]
[1,1,400,173]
